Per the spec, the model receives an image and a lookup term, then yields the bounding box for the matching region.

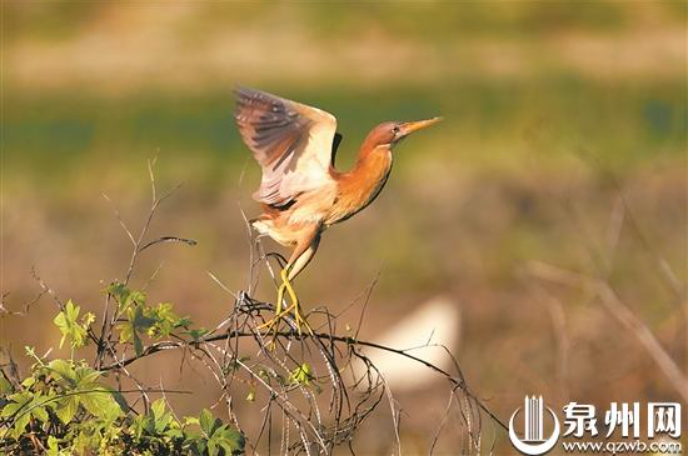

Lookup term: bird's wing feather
[234,88,339,207]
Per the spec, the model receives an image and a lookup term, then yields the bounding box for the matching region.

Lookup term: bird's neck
[328,144,393,224]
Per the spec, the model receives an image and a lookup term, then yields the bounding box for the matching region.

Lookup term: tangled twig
[1,164,505,455]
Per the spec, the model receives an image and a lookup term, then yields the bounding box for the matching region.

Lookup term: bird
[234,87,441,334]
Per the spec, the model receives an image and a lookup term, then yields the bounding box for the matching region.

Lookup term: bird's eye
[392,125,400,134]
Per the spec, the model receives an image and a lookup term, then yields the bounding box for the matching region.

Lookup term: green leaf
[117,321,134,344]
[199,408,215,436]
[108,387,129,413]
[82,312,96,327]
[54,311,68,349]
[53,300,89,349]
[47,436,61,455]
[208,438,218,456]
[4,392,33,439]
[212,425,245,455]
[55,395,80,424]
[100,396,123,425]
[32,405,49,422]
[133,332,144,356]
[151,398,166,421]
[81,388,117,417]
[289,363,313,386]
[1,403,20,417]
[166,427,184,440]
[106,282,146,312]
[145,302,187,339]
[150,397,173,433]
[183,327,209,342]
[75,366,101,387]
[2,393,29,418]
[131,305,156,329]
[105,282,129,301]
[48,359,77,386]
[118,304,158,355]
[0,373,13,396]
[12,411,30,438]
[131,414,150,439]
[183,416,200,426]
[143,414,156,434]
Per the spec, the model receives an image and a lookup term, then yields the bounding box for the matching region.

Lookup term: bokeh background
[1,1,686,454]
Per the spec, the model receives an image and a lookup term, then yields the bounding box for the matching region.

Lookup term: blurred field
[1,1,687,454]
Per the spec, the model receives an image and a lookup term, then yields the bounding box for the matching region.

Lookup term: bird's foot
[256,282,286,336]
[257,305,313,340]
[256,268,313,337]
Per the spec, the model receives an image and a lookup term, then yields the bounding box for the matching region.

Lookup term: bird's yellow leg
[274,268,313,335]
[279,269,313,335]
[256,266,312,336]
[256,280,286,332]
[291,294,313,336]
[257,267,295,333]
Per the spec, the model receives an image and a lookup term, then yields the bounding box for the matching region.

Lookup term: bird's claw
[256,267,313,340]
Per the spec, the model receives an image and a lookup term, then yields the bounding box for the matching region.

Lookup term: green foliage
[0,373,12,397]
[196,409,245,456]
[183,327,210,342]
[1,357,123,447]
[289,363,314,387]
[53,300,94,349]
[117,304,157,356]
[287,363,322,394]
[0,286,244,455]
[123,401,243,456]
[105,282,146,314]
[0,361,244,455]
[109,282,191,356]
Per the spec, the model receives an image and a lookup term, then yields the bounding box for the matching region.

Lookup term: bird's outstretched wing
[234,87,340,207]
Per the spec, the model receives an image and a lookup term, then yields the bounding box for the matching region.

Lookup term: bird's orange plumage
[234,88,440,281]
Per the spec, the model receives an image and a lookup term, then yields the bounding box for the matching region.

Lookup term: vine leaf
[0,372,14,396]
[118,305,156,355]
[197,408,244,456]
[105,282,145,313]
[289,362,314,386]
[199,408,218,437]
[53,300,94,349]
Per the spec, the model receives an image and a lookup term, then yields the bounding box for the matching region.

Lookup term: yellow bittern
[234,88,441,334]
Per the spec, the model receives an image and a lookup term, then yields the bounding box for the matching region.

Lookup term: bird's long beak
[399,117,443,137]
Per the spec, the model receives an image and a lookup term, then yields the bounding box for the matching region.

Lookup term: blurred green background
[1,1,686,454]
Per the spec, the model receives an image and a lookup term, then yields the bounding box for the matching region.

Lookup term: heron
[234,88,441,334]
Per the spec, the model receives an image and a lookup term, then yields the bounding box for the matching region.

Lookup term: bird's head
[365,117,443,149]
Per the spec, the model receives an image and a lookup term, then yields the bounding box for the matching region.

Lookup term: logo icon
[509,396,561,455]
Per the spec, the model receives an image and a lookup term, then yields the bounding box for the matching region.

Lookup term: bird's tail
[249,216,271,237]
